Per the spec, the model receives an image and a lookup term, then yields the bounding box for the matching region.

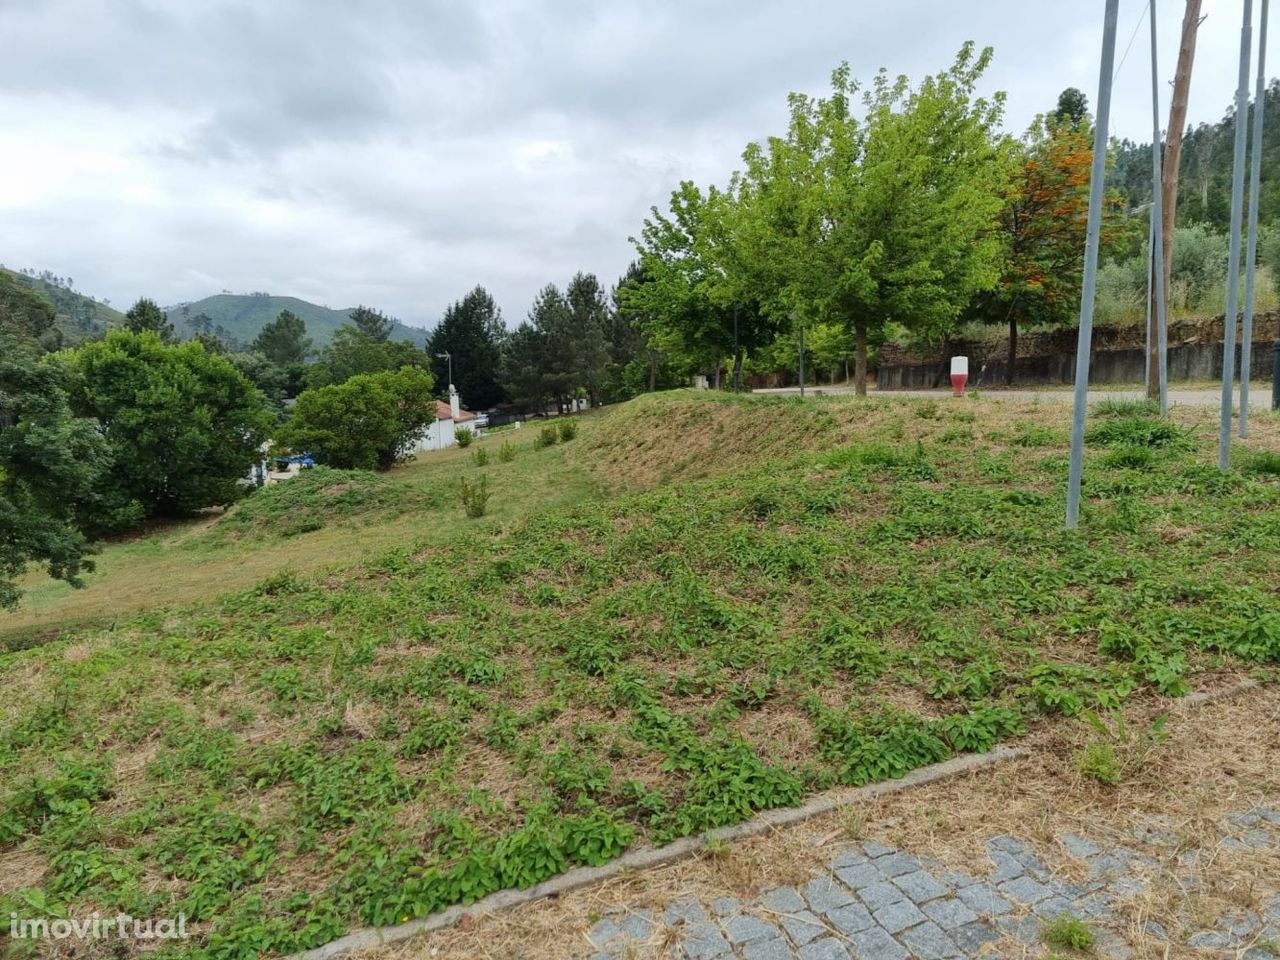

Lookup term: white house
[413,385,479,453]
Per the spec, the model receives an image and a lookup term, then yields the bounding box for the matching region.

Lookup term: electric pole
[1149,0,1204,400]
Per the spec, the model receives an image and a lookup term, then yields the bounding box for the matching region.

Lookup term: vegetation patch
[209,467,437,541]
[2,394,1279,958]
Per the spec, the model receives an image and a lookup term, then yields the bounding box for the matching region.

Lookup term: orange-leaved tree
[971,116,1123,384]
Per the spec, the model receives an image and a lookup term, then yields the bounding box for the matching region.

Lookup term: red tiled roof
[435,399,476,422]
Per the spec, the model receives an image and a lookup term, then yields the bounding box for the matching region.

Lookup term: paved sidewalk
[585,809,1280,959]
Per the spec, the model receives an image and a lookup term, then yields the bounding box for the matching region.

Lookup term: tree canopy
[279,366,436,470]
[0,336,111,608]
[427,286,507,409]
[350,305,393,342]
[252,309,313,365]
[59,330,272,530]
[307,325,429,389]
[124,297,175,342]
[737,43,1008,394]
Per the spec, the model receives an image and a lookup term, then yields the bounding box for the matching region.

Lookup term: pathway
[585,809,1280,959]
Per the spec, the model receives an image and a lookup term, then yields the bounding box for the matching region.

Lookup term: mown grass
[2,393,1279,959]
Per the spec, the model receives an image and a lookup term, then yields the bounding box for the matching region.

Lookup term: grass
[0,428,595,651]
[1043,914,1096,951]
[2,391,1279,958]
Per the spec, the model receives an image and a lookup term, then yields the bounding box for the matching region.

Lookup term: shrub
[535,425,559,449]
[455,427,473,448]
[1043,914,1095,951]
[558,419,578,441]
[471,447,489,467]
[458,475,491,518]
[498,441,515,463]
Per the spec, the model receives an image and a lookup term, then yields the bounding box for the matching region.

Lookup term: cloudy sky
[1,0,1275,332]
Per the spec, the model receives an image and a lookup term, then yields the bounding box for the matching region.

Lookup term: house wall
[414,417,456,453]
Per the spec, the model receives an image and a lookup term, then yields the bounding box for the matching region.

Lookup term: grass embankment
[0,428,594,652]
[2,392,1279,959]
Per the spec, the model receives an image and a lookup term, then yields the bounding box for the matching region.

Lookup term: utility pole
[1066,0,1119,530]
[1149,0,1170,416]
[732,302,741,392]
[1219,0,1253,472]
[1150,0,1204,400]
[1240,0,1269,437]
[798,324,806,399]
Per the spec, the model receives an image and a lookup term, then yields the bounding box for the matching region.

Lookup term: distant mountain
[164,294,432,351]
[0,266,125,343]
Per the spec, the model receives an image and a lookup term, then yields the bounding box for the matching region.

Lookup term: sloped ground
[2,394,1279,959]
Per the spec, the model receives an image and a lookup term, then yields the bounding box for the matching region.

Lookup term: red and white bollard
[950,356,969,396]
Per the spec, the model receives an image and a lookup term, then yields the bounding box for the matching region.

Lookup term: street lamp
[436,351,452,389]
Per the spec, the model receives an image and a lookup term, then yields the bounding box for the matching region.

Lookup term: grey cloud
[0,0,1274,328]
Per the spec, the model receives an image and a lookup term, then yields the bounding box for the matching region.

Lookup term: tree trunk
[712,365,720,390]
[854,321,868,397]
[1006,315,1017,386]
[1155,0,1203,399]
[648,351,657,392]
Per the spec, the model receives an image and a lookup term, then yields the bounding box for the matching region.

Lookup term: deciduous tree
[0,336,111,608]
[279,367,436,470]
[59,330,271,529]
[738,44,1009,394]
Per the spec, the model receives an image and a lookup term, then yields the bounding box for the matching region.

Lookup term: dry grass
[360,679,1280,960]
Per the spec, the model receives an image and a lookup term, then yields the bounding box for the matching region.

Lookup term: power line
[1115,1,1153,80]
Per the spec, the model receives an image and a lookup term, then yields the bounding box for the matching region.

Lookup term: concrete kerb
[288,678,1265,960]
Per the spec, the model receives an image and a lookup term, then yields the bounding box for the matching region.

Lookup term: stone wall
[878,314,1280,389]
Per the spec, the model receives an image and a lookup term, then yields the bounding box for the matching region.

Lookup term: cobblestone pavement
[585,808,1280,959]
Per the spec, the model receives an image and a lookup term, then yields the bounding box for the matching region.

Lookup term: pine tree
[124,297,175,342]
[427,286,507,409]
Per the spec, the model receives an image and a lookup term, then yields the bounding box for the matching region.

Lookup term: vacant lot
[2,392,1278,958]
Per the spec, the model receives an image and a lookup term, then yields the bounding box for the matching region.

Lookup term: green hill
[164,293,432,350]
[0,266,125,343]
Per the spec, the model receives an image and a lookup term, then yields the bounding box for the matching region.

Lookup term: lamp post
[436,351,452,389]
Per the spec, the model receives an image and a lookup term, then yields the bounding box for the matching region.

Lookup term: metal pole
[1143,212,1154,398]
[1149,0,1169,416]
[798,324,806,398]
[1241,0,1269,437]
[733,302,741,392]
[1066,0,1120,530]
[1219,0,1253,471]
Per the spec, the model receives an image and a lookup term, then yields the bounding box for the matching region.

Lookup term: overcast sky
[1,0,1276,331]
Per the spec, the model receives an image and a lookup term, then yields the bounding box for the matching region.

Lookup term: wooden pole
[1151,0,1204,402]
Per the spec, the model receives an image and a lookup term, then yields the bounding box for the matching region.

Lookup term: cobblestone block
[899,920,961,960]
[873,898,927,935]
